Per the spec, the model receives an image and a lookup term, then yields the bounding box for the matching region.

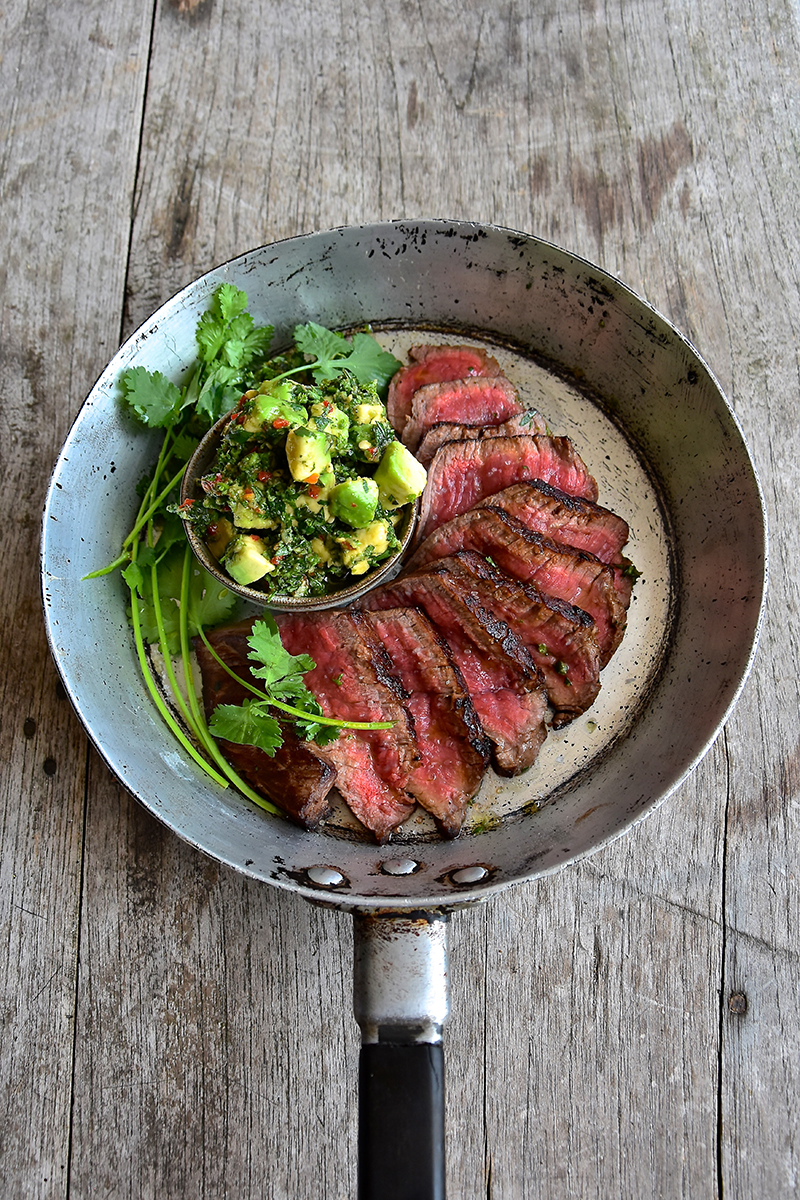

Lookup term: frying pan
[41,220,766,1198]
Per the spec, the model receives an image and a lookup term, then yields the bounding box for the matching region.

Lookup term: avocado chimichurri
[177,371,427,598]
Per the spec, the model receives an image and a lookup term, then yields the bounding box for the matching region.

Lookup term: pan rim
[41,219,768,911]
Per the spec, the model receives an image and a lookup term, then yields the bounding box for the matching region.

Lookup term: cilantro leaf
[196,290,273,376]
[121,561,144,595]
[209,700,283,756]
[214,283,250,324]
[121,366,182,428]
[294,321,350,369]
[292,322,401,390]
[196,311,229,364]
[246,615,316,691]
[346,333,403,389]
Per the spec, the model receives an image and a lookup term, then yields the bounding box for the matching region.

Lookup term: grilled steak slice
[352,608,489,836]
[415,411,548,468]
[276,612,418,842]
[475,479,634,606]
[426,552,602,726]
[401,376,522,453]
[417,435,599,544]
[387,344,502,435]
[359,568,548,775]
[407,506,626,666]
[194,620,335,829]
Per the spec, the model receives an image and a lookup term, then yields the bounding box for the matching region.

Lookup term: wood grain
[1,0,798,1195]
[0,0,154,1193]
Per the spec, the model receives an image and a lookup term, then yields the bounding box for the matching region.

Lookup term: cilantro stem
[150,551,201,741]
[195,624,267,701]
[267,357,335,386]
[122,462,187,550]
[194,624,393,732]
[83,552,130,580]
[175,548,282,816]
[126,543,230,789]
[267,696,393,730]
[83,437,186,579]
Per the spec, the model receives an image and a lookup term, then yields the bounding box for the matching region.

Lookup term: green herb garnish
[205,615,392,756]
[85,288,395,800]
[285,322,401,391]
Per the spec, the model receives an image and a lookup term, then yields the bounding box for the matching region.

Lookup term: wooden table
[2,1,797,1195]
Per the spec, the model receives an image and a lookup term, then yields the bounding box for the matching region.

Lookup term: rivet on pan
[450,865,489,885]
[380,858,418,876]
[306,866,346,888]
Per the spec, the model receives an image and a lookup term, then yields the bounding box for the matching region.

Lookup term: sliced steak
[426,551,602,726]
[358,567,548,775]
[417,435,599,544]
[194,620,336,829]
[415,410,548,468]
[352,608,489,836]
[406,506,626,666]
[401,376,522,453]
[386,343,502,435]
[475,479,634,606]
[276,612,418,842]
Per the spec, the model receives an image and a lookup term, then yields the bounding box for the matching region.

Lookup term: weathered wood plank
[2,0,798,1194]
[92,2,737,1197]
[69,770,359,1198]
[0,0,155,1194]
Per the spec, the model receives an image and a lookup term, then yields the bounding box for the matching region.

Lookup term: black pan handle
[353,912,450,1200]
[359,1042,445,1200]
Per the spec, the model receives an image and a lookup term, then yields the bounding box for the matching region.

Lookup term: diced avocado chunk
[206,517,236,560]
[373,441,428,509]
[243,381,308,433]
[317,403,350,453]
[328,477,380,528]
[223,534,274,585]
[335,519,394,575]
[285,428,332,482]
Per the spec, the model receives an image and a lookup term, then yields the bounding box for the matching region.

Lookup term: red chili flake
[237,411,247,424]
[257,470,270,482]
[179,498,195,509]
[272,417,290,429]
[207,523,218,538]
[270,556,279,564]
[308,484,321,499]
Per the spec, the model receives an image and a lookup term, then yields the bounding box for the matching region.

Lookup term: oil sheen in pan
[151,329,673,841]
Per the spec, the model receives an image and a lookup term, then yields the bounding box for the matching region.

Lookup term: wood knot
[728,991,748,1016]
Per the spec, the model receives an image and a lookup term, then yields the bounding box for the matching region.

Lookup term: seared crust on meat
[407,505,626,666]
[353,608,490,835]
[417,435,599,544]
[415,411,547,468]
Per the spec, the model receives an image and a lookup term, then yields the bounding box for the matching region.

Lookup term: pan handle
[353,912,450,1200]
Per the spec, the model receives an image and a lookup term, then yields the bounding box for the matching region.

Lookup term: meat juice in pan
[155,330,673,841]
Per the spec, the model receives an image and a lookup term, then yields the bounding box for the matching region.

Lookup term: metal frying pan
[41,221,766,1198]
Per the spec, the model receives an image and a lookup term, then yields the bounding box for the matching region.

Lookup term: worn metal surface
[353,913,450,1044]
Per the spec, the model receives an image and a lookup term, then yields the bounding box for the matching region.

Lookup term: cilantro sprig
[271,322,401,391]
[202,615,392,756]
